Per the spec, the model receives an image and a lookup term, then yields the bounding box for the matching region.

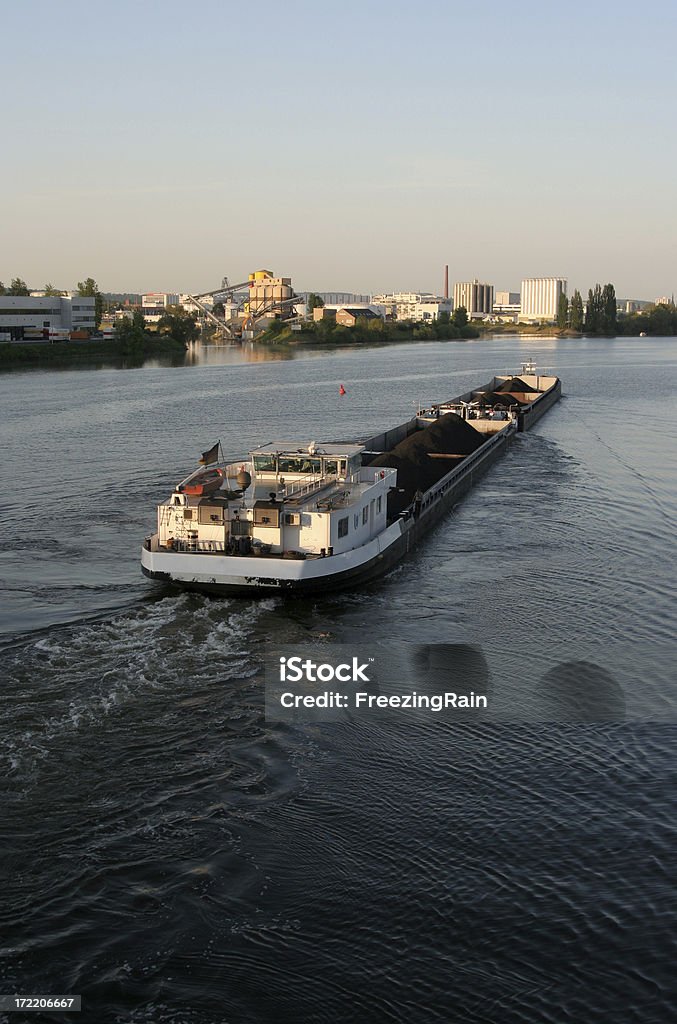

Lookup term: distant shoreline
[1,329,671,372]
[0,336,186,371]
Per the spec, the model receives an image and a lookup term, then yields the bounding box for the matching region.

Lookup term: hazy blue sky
[2,0,676,298]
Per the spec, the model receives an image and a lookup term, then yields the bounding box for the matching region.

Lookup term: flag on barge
[199,441,220,465]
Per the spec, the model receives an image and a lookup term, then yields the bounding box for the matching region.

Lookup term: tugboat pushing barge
[141,364,561,595]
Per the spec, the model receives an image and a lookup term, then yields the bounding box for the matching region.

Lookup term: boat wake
[0,594,277,787]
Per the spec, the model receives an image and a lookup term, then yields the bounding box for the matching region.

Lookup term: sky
[2,0,676,299]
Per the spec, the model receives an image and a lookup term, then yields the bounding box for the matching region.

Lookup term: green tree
[315,316,336,339]
[585,285,603,332]
[114,316,143,360]
[452,305,468,328]
[43,283,64,296]
[267,318,286,336]
[212,301,225,318]
[77,277,104,328]
[0,282,5,295]
[157,306,200,347]
[570,290,584,331]
[557,292,569,328]
[132,309,146,334]
[601,283,617,334]
[8,278,30,295]
[114,318,133,344]
[648,303,675,336]
[307,293,324,313]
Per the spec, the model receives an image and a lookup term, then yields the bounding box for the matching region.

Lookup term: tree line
[263,305,478,344]
[618,302,677,336]
[556,283,677,335]
[114,306,199,356]
[557,283,617,333]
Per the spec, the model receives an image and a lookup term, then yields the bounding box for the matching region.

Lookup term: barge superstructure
[141,364,561,595]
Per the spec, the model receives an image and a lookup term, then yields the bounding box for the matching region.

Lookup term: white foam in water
[0,593,274,782]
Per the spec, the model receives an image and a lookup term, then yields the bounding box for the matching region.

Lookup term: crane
[186,279,303,341]
[185,281,251,340]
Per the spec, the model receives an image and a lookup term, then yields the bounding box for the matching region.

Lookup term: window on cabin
[377,496,382,513]
[323,459,338,476]
[338,517,349,538]
[253,454,277,473]
[353,514,359,530]
[278,456,321,475]
[362,506,369,524]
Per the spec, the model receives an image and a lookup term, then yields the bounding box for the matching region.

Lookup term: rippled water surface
[1,337,676,1023]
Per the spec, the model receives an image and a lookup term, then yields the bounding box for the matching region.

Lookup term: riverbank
[476,322,582,337]
[0,335,186,370]
[258,319,480,346]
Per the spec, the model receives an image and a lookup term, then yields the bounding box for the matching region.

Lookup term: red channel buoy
[339,384,346,396]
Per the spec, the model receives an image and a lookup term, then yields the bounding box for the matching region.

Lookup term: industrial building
[335,307,382,328]
[141,293,180,325]
[371,292,452,322]
[246,270,295,316]
[493,291,521,321]
[452,280,494,319]
[520,278,567,322]
[0,294,96,341]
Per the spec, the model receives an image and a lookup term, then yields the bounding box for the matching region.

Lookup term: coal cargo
[368,413,485,517]
[494,376,540,393]
[481,391,527,407]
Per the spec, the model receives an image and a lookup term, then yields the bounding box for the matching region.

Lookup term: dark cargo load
[494,375,540,393]
[367,413,485,518]
[480,390,528,407]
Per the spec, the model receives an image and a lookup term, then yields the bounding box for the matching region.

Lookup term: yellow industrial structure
[186,268,299,341]
[245,270,295,316]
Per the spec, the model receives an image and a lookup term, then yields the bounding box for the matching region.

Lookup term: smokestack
[444,265,449,300]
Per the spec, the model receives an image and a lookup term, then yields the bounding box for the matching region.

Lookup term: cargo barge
[141,363,561,595]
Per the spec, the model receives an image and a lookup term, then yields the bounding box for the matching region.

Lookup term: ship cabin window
[323,459,339,477]
[338,516,349,538]
[198,505,224,524]
[377,496,382,513]
[353,514,359,530]
[253,454,277,474]
[278,456,321,475]
[253,505,280,527]
[338,460,347,478]
[183,509,194,520]
[362,506,369,525]
[348,455,361,476]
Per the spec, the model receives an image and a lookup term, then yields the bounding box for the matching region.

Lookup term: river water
[1,337,676,1023]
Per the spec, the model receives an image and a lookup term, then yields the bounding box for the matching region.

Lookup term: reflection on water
[171,337,450,368]
[183,341,297,365]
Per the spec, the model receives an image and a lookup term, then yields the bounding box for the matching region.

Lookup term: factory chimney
[444,265,449,300]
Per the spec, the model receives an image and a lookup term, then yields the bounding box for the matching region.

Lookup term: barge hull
[141,414,514,596]
[517,379,562,431]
